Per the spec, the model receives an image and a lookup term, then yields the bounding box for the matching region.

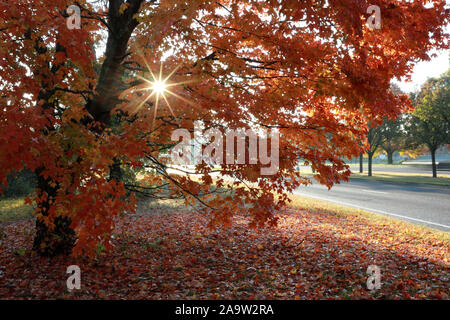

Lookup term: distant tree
[366,124,384,176]
[399,145,427,160]
[408,71,450,178]
[379,116,407,164]
[379,85,409,164]
[0,170,36,198]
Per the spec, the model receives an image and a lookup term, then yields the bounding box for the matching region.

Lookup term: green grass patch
[0,197,34,223]
[350,172,450,186]
[348,163,406,167]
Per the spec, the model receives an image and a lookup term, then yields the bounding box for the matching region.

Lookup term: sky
[394,49,449,93]
[393,2,449,94]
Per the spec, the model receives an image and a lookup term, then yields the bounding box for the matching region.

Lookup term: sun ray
[165,80,194,87]
[127,50,200,124]
[133,91,154,114]
[136,75,153,85]
[152,93,160,130]
[134,45,155,81]
[163,63,182,82]
[161,92,176,118]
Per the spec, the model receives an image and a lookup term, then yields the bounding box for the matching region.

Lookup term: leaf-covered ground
[0,197,448,299]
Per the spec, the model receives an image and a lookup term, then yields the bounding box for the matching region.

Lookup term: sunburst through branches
[129,54,195,129]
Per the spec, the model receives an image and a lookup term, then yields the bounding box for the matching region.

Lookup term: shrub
[1,170,36,198]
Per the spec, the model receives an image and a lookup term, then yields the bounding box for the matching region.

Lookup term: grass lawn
[350,171,450,186]
[0,197,34,223]
[346,164,404,168]
[0,194,448,299]
[298,168,450,186]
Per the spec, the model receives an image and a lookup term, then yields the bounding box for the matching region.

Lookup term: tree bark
[431,149,437,178]
[32,1,144,256]
[368,153,373,177]
[359,153,363,173]
[32,169,76,256]
[32,41,77,256]
[109,157,123,182]
[387,151,393,165]
[86,0,144,125]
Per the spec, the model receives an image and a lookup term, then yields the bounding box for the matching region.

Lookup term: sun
[128,50,197,129]
[150,79,168,96]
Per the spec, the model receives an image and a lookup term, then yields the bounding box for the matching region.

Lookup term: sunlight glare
[150,80,168,95]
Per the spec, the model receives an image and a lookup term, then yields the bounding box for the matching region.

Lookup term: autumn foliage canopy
[0,0,448,256]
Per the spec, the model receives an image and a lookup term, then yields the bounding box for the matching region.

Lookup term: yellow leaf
[119,3,130,14]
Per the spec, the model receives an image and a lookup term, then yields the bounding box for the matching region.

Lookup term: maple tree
[0,0,448,256]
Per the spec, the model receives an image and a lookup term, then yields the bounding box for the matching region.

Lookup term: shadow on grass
[350,173,450,187]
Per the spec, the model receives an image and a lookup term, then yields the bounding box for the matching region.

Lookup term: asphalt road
[294,179,450,232]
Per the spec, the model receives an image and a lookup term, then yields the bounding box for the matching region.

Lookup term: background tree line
[362,70,450,178]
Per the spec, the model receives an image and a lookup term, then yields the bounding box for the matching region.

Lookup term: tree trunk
[368,153,373,177]
[32,169,76,256]
[109,157,123,182]
[32,1,144,257]
[32,0,144,257]
[431,149,437,178]
[86,0,144,125]
[359,153,363,173]
[387,151,393,165]
[32,45,77,256]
